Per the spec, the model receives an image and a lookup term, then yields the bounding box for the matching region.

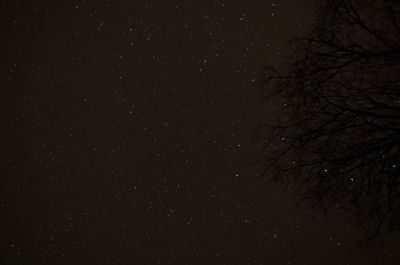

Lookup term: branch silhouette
[260,0,400,241]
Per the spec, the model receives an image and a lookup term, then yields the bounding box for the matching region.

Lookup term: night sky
[1,1,400,264]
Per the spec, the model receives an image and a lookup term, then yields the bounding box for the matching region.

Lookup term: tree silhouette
[259,0,400,240]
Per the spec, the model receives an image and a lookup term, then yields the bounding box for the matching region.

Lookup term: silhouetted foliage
[260,0,400,240]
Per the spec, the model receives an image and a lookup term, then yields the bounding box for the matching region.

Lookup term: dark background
[1,1,399,264]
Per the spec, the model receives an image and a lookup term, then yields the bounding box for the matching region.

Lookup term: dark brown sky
[1,1,399,264]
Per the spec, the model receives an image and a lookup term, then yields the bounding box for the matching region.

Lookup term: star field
[1,1,400,264]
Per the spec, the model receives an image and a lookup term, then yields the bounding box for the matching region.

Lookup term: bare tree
[259,0,400,240]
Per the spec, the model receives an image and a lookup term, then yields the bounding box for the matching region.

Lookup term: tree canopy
[260,0,400,240]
